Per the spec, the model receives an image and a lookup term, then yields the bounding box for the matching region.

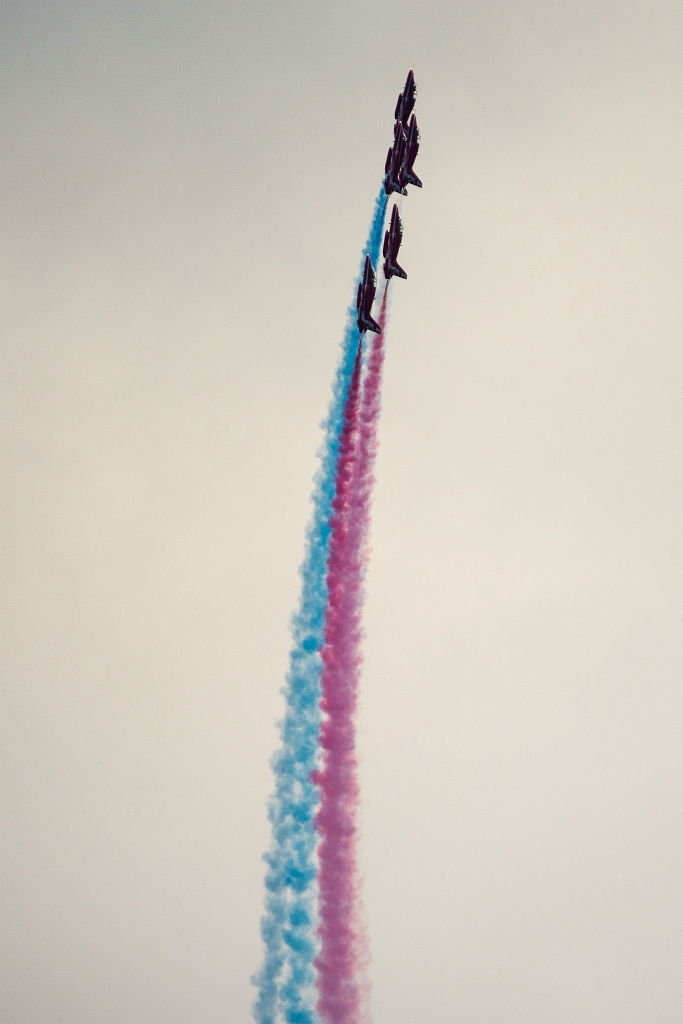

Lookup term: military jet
[402,114,422,189]
[394,68,417,125]
[383,204,407,281]
[384,120,408,197]
[356,255,381,334]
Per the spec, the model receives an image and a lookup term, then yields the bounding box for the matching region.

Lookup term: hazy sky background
[1,2,681,1022]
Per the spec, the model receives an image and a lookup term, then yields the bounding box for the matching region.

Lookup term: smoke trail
[347,295,389,1024]
[315,294,388,1024]
[253,191,387,1024]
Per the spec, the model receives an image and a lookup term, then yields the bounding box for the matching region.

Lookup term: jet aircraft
[384,121,408,197]
[402,114,422,189]
[383,204,407,281]
[394,68,417,125]
[356,255,381,334]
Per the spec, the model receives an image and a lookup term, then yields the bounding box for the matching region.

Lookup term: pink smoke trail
[314,295,388,1024]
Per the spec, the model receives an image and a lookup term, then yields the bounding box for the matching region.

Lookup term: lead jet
[402,113,422,189]
[383,204,407,281]
[384,120,408,196]
[357,255,381,334]
[394,68,417,125]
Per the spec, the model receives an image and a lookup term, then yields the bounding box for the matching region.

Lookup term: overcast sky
[1,3,681,1023]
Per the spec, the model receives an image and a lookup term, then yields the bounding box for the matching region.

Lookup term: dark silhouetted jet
[356,255,381,334]
[384,121,408,197]
[394,68,417,125]
[383,204,407,281]
[403,114,422,189]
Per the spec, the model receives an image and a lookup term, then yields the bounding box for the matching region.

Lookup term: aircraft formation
[356,69,422,336]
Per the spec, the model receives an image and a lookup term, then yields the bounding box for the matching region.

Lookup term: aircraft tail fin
[383,259,407,281]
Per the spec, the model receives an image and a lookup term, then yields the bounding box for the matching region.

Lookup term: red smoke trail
[315,294,388,1024]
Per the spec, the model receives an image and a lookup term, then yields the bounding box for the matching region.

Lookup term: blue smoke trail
[253,188,388,1024]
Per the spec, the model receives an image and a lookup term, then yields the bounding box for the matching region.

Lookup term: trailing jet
[356,255,381,334]
[394,68,417,125]
[403,114,422,189]
[384,120,408,196]
[383,204,407,281]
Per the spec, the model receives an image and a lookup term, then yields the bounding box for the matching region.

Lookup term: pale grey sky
[1,3,681,1023]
